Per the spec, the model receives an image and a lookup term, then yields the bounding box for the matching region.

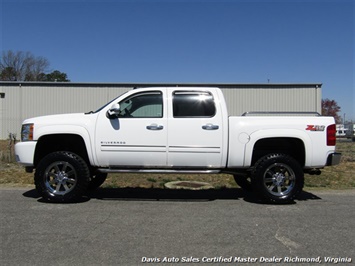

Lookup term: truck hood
[23,113,98,140]
[23,113,96,126]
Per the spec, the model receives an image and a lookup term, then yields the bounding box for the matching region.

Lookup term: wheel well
[34,134,90,167]
[251,137,305,166]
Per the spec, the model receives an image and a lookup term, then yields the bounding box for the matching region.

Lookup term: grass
[1,139,354,190]
[303,139,355,189]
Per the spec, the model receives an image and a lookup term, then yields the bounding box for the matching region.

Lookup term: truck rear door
[167,88,225,168]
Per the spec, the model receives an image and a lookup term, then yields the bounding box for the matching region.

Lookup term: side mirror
[106,103,120,118]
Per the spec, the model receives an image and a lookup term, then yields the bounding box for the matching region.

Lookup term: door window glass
[173,91,216,117]
[118,91,163,118]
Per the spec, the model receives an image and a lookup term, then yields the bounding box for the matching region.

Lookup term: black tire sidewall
[88,172,108,190]
[35,151,90,202]
[234,175,253,192]
[251,153,304,203]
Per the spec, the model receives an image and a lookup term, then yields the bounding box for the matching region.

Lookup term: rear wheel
[34,151,90,202]
[251,153,304,203]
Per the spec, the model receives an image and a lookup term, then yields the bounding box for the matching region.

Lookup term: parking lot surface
[1,188,354,265]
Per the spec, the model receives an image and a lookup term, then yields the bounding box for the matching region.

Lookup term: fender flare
[35,125,96,166]
[244,129,312,167]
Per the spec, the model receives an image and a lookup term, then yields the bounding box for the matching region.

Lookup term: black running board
[98,168,221,174]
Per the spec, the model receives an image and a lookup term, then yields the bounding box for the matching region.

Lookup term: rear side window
[173,91,216,118]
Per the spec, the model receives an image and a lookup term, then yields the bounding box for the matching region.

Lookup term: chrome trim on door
[146,124,164,130]
[202,124,219,130]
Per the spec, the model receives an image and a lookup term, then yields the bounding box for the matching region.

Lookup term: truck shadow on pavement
[22,187,322,205]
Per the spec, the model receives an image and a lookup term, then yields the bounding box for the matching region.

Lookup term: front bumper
[326,153,341,166]
[14,141,37,166]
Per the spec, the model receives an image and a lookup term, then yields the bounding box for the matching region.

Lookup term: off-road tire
[233,175,253,192]
[88,172,108,190]
[34,151,90,202]
[251,153,304,203]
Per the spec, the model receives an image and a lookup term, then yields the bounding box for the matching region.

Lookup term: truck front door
[95,90,167,167]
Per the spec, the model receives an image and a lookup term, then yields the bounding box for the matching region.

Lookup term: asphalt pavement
[0,187,354,265]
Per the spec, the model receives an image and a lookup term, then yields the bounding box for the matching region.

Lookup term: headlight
[21,123,34,141]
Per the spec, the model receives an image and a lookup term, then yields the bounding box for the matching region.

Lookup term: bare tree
[0,50,49,81]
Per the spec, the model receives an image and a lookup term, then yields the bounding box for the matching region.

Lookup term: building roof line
[0,81,323,88]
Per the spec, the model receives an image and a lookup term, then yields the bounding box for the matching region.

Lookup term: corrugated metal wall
[0,82,321,139]
[0,84,131,139]
[220,86,321,115]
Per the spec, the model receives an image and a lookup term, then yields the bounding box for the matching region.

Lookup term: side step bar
[98,168,221,174]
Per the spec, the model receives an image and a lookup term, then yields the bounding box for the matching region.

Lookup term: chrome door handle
[146,124,164,130]
[202,124,219,130]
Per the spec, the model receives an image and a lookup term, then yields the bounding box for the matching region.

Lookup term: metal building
[0,82,322,139]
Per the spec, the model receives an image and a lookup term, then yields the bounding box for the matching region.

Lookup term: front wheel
[233,175,253,192]
[251,153,304,203]
[88,172,108,190]
[34,151,90,202]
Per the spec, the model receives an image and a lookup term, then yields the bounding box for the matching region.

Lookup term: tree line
[0,50,69,82]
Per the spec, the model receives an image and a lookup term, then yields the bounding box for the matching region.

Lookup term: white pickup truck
[15,87,341,203]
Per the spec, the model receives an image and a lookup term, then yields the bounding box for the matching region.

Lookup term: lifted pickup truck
[15,87,341,203]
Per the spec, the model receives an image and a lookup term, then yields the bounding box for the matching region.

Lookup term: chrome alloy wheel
[263,163,296,197]
[44,161,78,196]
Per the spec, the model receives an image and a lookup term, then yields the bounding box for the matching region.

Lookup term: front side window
[118,91,163,118]
[173,91,216,118]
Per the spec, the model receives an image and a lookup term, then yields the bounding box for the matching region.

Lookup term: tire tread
[34,151,90,202]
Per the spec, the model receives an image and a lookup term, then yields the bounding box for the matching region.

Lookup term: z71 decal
[306,125,325,131]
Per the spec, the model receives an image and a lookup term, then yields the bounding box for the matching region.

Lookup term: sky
[1,0,354,121]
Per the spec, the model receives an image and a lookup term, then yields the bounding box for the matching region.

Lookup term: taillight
[327,124,336,146]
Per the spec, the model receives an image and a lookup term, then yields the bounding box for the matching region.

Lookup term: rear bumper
[326,153,341,166]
